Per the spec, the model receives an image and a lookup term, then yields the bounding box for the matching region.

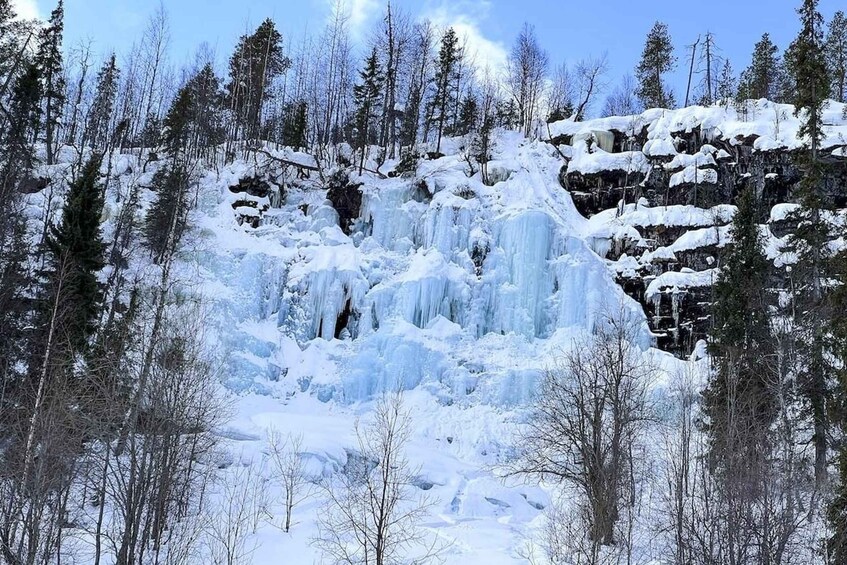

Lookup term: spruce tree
[428,27,461,154]
[145,87,195,262]
[144,164,190,262]
[1,61,41,198]
[400,84,422,149]
[635,21,676,109]
[352,48,384,175]
[784,0,833,488]
[716,59,736,104]
[0,215,32,396]
[35,0,64,165]
[281,100,308,150]
[703,187,776,554]
[825,11,847,103]
[83,54,119,151]
[185,63,226,157]
[161,83,193,158]
[469,102,494,185]
[705,187,775,432]
[739,33,783,101]
[455,94,478,136]
[42,155,106,354]
[828,243,847,563]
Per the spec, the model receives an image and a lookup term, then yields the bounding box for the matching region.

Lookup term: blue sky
[51,0,844,99]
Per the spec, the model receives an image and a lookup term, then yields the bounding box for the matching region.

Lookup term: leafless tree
[573,54,609,121]
[603,74,640,118]
[547,62,575,121]
[105,305,227,565]
[266,429,313,533]
[206,462,263,565]
[314,393,442,564]
[514,312,654,555]
[506,23,549,136]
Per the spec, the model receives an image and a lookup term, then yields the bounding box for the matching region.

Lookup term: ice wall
[200,136,651,404]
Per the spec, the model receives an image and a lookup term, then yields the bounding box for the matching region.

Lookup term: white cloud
[12,0,39,20]
[423,1,508,75]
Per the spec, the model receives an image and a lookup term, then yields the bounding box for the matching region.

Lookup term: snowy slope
[182,130,684,562]
[106,98,847,562]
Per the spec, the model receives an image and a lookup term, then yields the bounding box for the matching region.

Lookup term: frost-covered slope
[177,100,847,562]
[186,129,676,562]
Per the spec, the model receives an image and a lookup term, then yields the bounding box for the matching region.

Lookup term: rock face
[228,176,281,228]
[325,170,363,235]
[553,100,847,357]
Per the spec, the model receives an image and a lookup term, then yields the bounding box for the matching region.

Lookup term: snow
[567,147,650,176]
[670,165,719,188]
[545,99,847,154]
[645,268,717,300]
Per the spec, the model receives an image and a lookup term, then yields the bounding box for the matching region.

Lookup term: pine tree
[227,18,289,141]
[41,155,106,354]
[784,0,833,488]
[825,11,847,103]
[428,27,461,154]
[35,0,64,165]
[635,21,676,109]
[739,33,783,100]
[352,48,384,175]
[83,54,119,151]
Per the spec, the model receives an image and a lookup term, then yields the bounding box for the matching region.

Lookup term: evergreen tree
[716,59,736,104]
[739,33,784,101]
[825,11,847,103]
[400,84,422,149]
[702,188,777,544]
[185,63,226,157]
[161,83,193,158]
[227,18,289,141]
[784,0,833,488]
[1,62,41,201]
[455,94,478,136]
[352,48,384,175]
[83,54,119,151]
[145,88,196,261]
[143,164,190,262]
[705,187,775,436]
[828,243,847,563]
[281,99,308,150]
[41,155,106,354]
[635,21,676,109]
[469,98,495,185]
[35,0,64,165]
[0,214,32,395]
[428,27,461,154]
